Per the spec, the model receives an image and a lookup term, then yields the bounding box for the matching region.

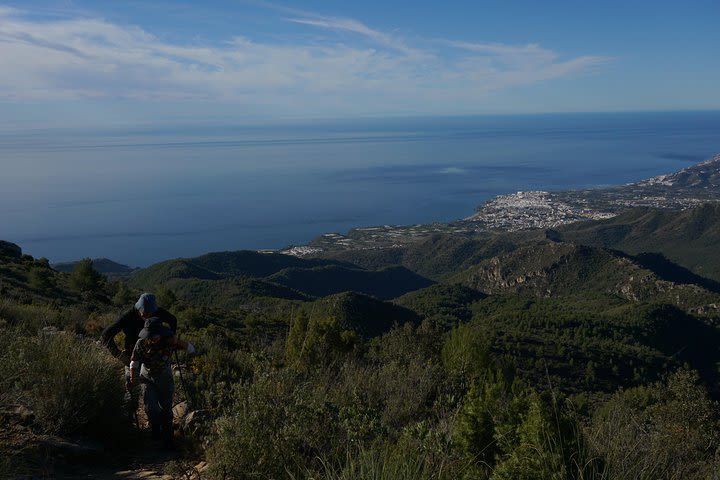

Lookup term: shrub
[112,282,135,307]
[364,322,447,433]
[0,329,129,439]
[0,446,16,480]
[28,266,54,291]
[207,368,344,479]
[286,313,359,369]
[453,368,597,480]
[442,323,493,386]
[155,286,178,310]
[588,369,720,480]
[453,369,519,477]
[0,300,57,334]
[490,392,567,480]
[188,338,256,412]
[310,441,465,480]
[69,258,103,292]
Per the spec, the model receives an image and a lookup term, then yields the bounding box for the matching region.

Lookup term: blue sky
[0,0,718,128]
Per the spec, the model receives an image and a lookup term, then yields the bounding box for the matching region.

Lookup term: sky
[0,0,719,128]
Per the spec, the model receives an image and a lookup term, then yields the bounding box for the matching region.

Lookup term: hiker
[101,293,177,426]
[101,293,178,366]
[129,317,195,448]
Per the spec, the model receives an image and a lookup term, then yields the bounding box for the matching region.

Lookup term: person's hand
[127,370,136,389]
[186,341,196,354]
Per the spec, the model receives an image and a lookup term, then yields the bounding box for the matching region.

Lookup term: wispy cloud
[0,5,20,15]
[442,40,558,66]
[0,5,610,115]
[286,15,427,58]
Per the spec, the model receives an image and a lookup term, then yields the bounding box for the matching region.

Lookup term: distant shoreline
[7,111,720,266]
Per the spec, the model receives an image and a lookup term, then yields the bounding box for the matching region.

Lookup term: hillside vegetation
[557,204,720,281]
[4,198,720,479]
[315,230,542,280]
[127,250,435,303]
[51,257,136,275]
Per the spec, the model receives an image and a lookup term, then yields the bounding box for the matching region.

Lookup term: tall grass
[0,300,57,333]
[0,328,129,438]
[305,443,465,480]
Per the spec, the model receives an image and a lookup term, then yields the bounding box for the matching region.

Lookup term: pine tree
[70,258,103,292]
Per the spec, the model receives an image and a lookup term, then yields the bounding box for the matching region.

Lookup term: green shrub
[112,282,135,307]
[28,266,54,291]
[365,357,445,432]
[490,392,567,480]
[207,368,344,479]
[589,369,720,480]
[310,441,465,480]
[1,330,128,439]
[69,258,103,292]
[0,446,16,480]
[453,368,598,480]
[156,285,178,310]
[453,369,519,477]
[0,300,57,333]
[188,338,256,412]
[286,313,359,368]
[364,322,447,433]
[442,323,492,385]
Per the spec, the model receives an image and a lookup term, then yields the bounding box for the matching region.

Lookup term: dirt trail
[14,442,206,480]
[2,420,205,480]
[51,447,190,479]
[3,382,206,479]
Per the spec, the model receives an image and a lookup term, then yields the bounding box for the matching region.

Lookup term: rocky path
[2,404,208,480]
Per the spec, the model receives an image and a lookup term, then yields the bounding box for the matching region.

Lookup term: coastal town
[281,155,720,254]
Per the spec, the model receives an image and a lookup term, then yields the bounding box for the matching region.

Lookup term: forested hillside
[557,204,720,281]
[4,200,720,478]
[127,251,434,301]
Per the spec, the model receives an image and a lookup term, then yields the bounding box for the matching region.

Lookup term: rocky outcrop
[0,240,22,258]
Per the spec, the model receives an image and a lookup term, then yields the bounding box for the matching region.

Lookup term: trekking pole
[124,365,140,429]
[126,385,140,429]
[174,350,196,411]
[131,395,140,429]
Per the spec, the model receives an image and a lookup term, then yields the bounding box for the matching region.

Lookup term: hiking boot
[161,415,174,449]
[162,437,176,451]
[148,412,161,440]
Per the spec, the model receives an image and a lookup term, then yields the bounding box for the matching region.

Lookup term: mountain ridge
[51,257,136,275]
[450,241,720,314]
[556,203,720,281]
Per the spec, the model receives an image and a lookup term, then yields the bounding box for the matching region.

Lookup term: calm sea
[2,111,719,266]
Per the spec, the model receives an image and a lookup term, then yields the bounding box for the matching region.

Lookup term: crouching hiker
[101,292,177,383]
[129,317,195,449]
[101,293,177,428]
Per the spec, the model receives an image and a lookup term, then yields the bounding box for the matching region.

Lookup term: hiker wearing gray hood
[129,317,195,448]
[101,293,178,431]
[101,293,177,365]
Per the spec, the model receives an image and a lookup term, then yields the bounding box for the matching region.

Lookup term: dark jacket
[101,307,177,358]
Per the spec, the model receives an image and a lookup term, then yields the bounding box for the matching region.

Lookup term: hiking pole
[174,350,196,411]
[126,383,140,429]
[131,394,140,430]
[124,365,140,429]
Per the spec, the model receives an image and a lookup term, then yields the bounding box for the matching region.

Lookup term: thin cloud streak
[445,40,554,57]
[286,15,427,58]
[0,5,610,114]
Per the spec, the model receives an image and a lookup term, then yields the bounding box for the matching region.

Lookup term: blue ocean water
[2,111,719,266]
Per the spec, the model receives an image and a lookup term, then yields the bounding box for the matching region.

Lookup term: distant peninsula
[286,153,720,254]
